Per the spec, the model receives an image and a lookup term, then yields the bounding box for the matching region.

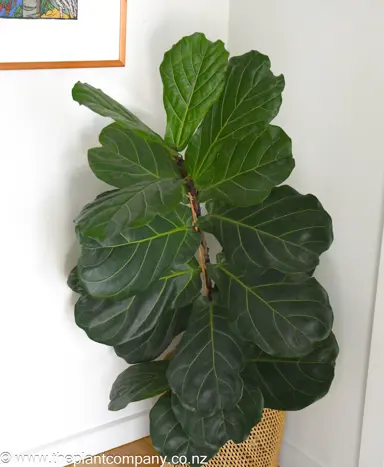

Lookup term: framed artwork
[0,0,127,70]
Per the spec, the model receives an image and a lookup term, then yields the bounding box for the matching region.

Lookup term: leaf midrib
[201,151,291,192]
[84,226,188,249]
[250,358,330,365]
[101,127,164,179]
[193,56,280,178]
[218,264,314,342]
[207,213,315,255]
[82,178,182,225]
[209,302,220,408]
[175,42,208,148]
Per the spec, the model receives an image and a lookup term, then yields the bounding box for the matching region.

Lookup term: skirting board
[280,441,322,467]
[24,410,150,466]
[21,416,323,467]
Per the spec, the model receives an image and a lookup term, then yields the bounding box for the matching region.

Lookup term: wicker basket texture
[167,409,285,467]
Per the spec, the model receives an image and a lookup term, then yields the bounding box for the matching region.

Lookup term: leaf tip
[72,81,86,103]
[108,401,122,412]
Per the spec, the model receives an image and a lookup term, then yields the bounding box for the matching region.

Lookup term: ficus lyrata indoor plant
[68,33,339,464]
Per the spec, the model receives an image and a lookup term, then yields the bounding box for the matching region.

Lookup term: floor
[70,437,163,466]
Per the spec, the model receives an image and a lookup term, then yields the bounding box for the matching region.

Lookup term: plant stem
[177,157,213,298]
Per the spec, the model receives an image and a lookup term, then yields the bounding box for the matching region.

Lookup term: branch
[177,157,213,298]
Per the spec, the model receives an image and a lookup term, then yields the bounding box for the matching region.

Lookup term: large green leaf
[75,263,201,349]
[114,304,192,364]
[167,296,245,415]
[75,179,184,241]
[109,361,169,411]
[185,51,285,180]
[246,333,339,410]
[150,393,219,464]
[77,205,200,299]
[88,124,178,189]
[72,82,163,144]
[200,185,333,274]
[210,261,333,357]
[171,371,263,448]
[161,33,229,151]
[198,126,295,205]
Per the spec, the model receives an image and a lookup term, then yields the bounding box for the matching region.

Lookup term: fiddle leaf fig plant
[69,32,339,464]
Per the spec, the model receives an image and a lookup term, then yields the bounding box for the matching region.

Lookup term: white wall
[0,0,229,457]
[228,2,384,467]
[360,226,384,467]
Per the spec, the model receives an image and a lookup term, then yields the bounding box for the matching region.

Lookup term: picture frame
[0,0,127,70]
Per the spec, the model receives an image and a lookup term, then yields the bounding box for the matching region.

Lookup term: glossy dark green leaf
[246,333,339,410]
[75,178,184,240]
[200,186,333,274]
[161,33,229,151]
[150,393,219,464]
[88,124,178,189]
[75,263,201,350]
[198,126,295,205]
[167,296,245,415]
[67,266,85,295]
[185,51,285,180]
[210,261,333,357]
[72,82,163,144]
[171,371,263,448]
[77,205,200,300]
[109,361,169,411]
[114,304,192,364]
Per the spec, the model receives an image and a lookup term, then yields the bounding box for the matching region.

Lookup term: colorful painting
[0,0,78,19]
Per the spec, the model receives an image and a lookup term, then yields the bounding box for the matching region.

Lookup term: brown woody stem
[177,157,213,298]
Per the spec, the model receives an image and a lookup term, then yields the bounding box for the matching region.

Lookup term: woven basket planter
[167,409,285,467]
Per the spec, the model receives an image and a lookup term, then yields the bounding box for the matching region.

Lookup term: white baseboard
[15,414,323,467]
[21,410,150,466]
[280,441,322,467]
